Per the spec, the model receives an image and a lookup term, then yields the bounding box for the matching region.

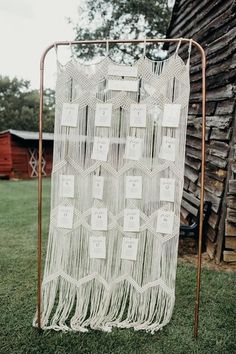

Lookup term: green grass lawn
[0,179,235,354]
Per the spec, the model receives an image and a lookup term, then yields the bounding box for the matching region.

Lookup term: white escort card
[107,79,139,92]
[89,236,106,259]
[92,176,104,200]
[60,175,75,198]
[162,103,181,128]
[91,208,108,231]
[125,176,142,199]
[124,136,143,161]
[57,205,74,229]
[91,137,110,161]
[123,209,140,232]
[160,178,175,202]
[159,136,176,161]
[108,64,138,78]
[95,103,112,127]
[130,104,147,128]
[121,237,139,261]
[156,210,174,234]
[61,103,79,127]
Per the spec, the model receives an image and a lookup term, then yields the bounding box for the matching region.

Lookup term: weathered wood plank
[226,196,236,210]
[226,208,236,223]
[187,126,210,141]
[190,44,236,77]
[215,100,235,115]
[183,190,200,207]
[186,147,202,160]
[191,84,234,102]
[188,181,198,194]
[225,220,236,236]
[206,238,217,259]
[185,156,201,171]
[208,210,220,230]
[180,206,189,221]
[181,199,198,217]
[169,0,234,43]
[208,141,229,159]
[191,56,236,89]
[223,250,236,262]
[189,115,232,130]
[231,163,236,173]
[229,180,236,194]
[194,187,221,214]
[210,127,232,141]
[186,136,202,150]
[184,165,199,183]
[198,174,224,197]
[207,225,217,243]
[184,176,190,190]
[225,237,236,249]
[205,165,227,182]
[188,102,216,116]
[207,154,227,169]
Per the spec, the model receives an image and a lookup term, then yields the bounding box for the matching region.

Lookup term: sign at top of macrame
[36,45,191,333]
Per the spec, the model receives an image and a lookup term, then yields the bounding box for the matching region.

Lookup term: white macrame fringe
[34,47,190,333]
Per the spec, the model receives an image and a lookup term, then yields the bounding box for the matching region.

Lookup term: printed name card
[91,137,110,161]
[156,210,174,234]
[124,136,143,161]
[125,176,142,199]
[123,209,140,232]
[61,103,79,127]
[107,79,139,92]
[121,237,139,261]
[89,236,106,259]
[91,208,108,231]
[60,175,75,198]
[160,178,175,202]
[95,103,112,127]
[92,176,104,200]
[162,103,181,128]
[108,64,138,78]
[57,205,74,229]
[159,136,176,162]
[130,104,147,128]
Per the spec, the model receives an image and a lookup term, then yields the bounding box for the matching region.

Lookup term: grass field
[0,179,235,354]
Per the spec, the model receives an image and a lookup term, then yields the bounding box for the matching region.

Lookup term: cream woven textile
[34,42,191,333]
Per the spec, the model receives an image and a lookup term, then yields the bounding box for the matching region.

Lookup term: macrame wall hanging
[34,39,194,333]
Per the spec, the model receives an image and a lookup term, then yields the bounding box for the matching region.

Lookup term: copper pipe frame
[38,38,206,337]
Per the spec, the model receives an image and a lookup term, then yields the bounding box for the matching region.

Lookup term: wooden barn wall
[166,0,236,261]
[11,136,31,178]
[10,136,53,179]
[0,133,12,177]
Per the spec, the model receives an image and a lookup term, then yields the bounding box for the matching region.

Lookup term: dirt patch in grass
[179,252,236,272]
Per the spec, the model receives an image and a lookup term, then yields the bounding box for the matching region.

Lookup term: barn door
[28,148,46,177]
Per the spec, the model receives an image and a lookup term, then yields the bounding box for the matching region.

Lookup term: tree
[0,76,55,133]
[71,0,171,62]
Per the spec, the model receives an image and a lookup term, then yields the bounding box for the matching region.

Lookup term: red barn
[0,129,53,179]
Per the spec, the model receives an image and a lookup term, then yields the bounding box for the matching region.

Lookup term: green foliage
[0,76,55,133]
[72,0,171,62]
[0,179,235,354]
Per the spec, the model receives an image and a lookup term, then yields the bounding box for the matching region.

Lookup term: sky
[0,0,80,89]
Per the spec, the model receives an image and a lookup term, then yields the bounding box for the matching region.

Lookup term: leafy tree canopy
[0,76,55,133]
[70,0,171,62]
